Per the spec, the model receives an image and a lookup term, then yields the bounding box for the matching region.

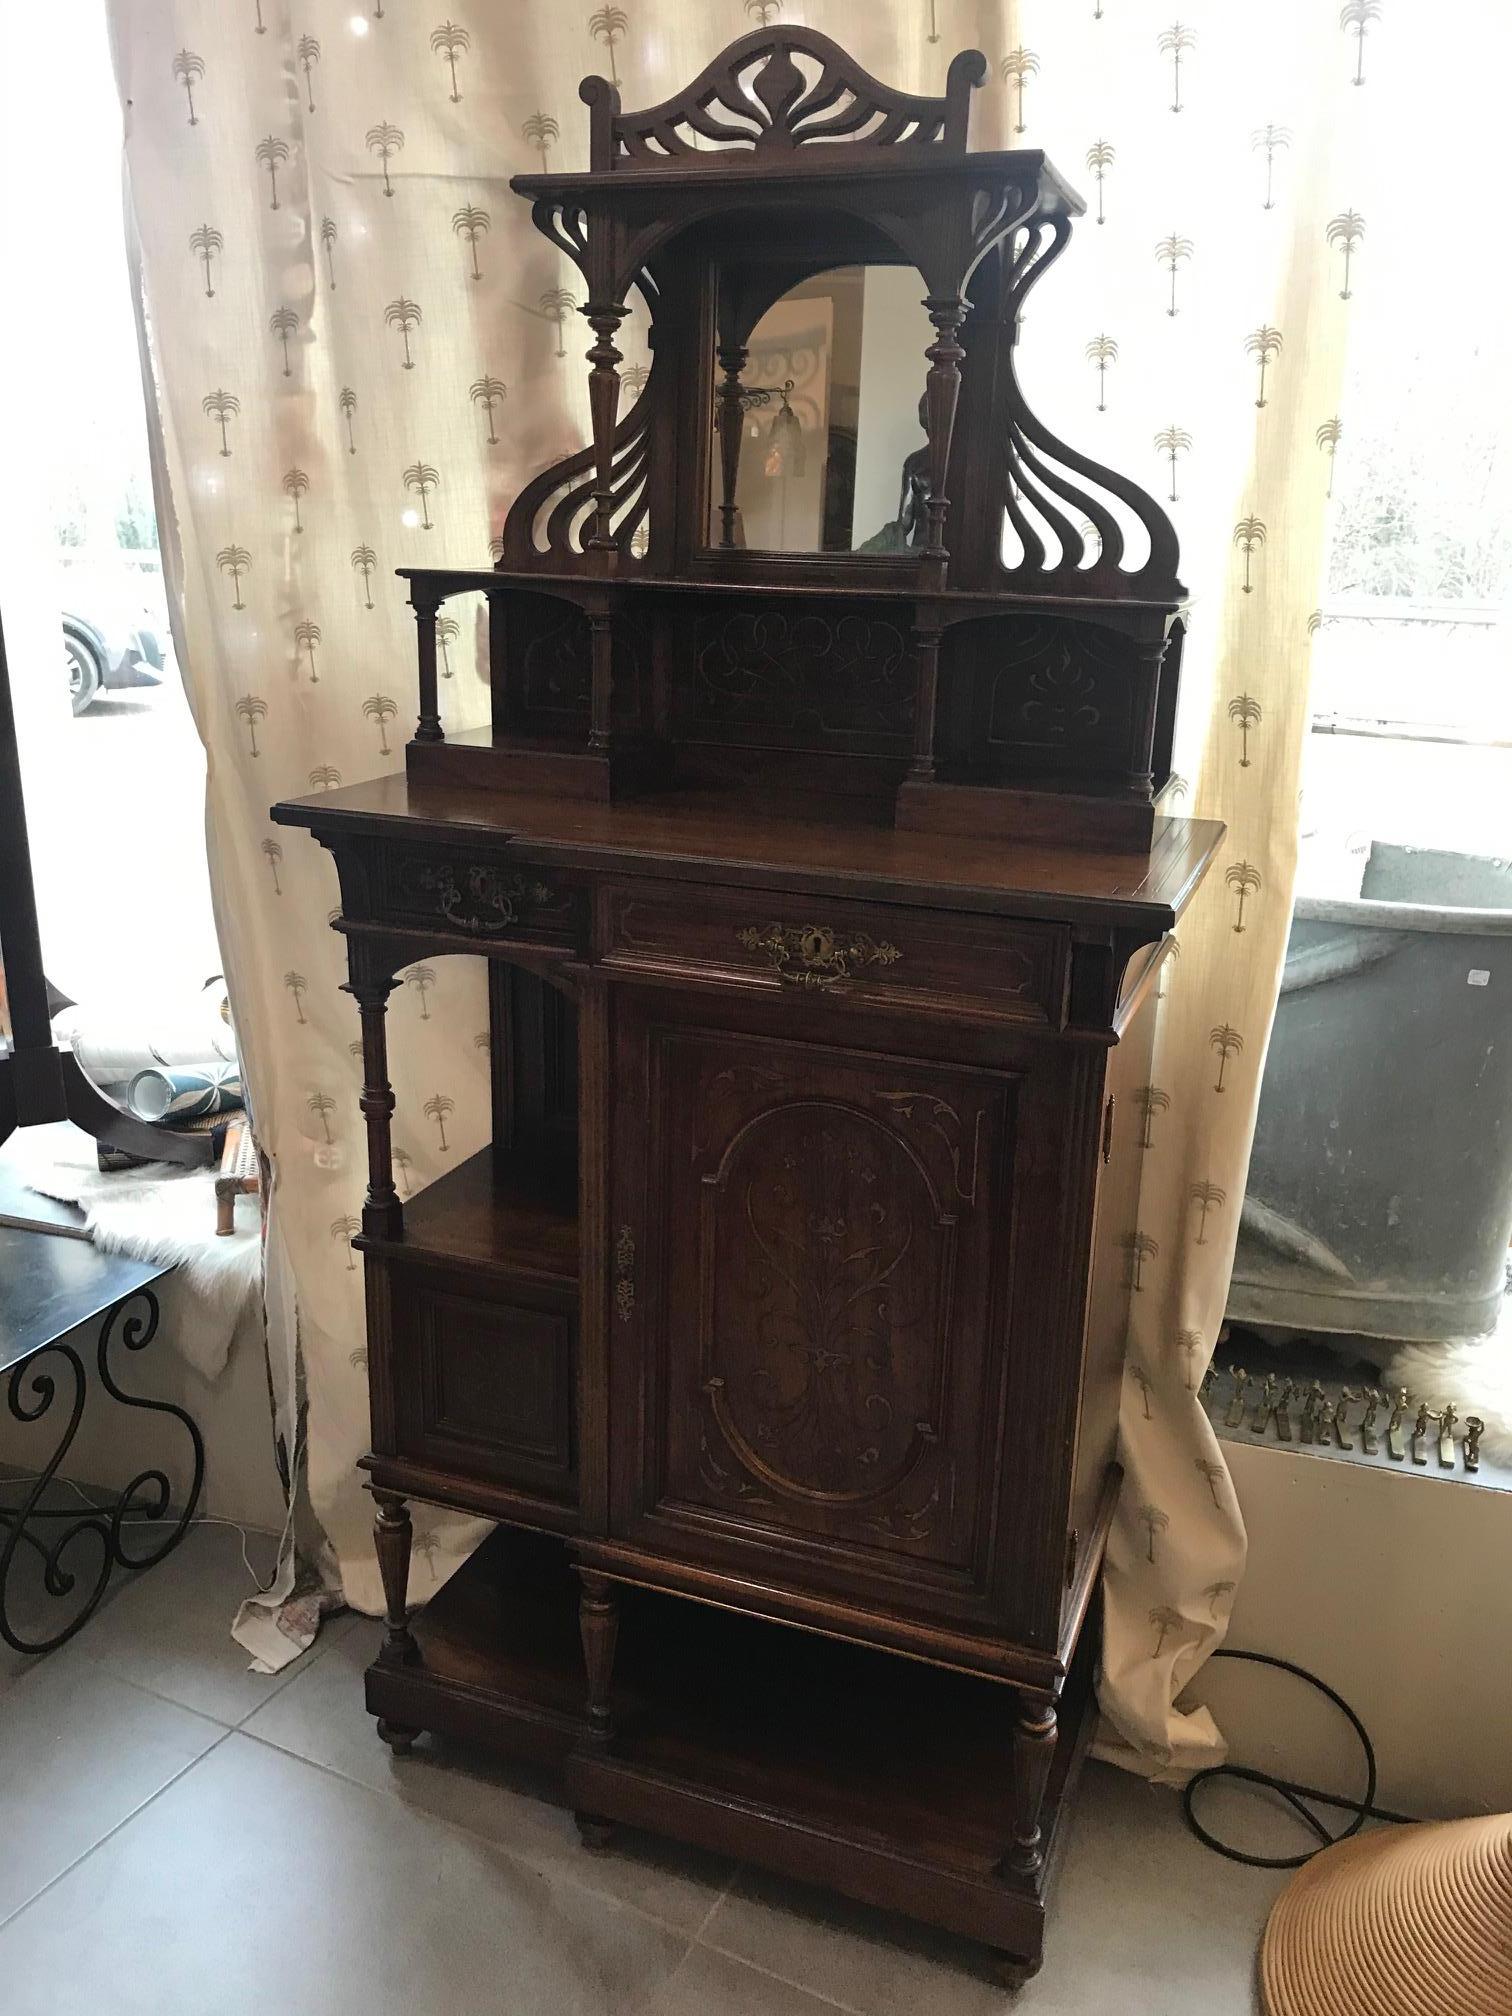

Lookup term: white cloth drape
[108,0,1373,1760]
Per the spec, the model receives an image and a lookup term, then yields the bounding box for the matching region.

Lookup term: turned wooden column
[714,341,750,548]
[410,584,444,745]
[343,943,403,1242]
[372,1488,418,1670]
[1006,1697,1059,1876]
[584,300,629,554]
[921,295,968,587]
[578,1569,621,1752]
[909,621,945,783]
[587,607,615,758]
[1127,634,1170,799]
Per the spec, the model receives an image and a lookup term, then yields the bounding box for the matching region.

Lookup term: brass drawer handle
[737,921,901,991]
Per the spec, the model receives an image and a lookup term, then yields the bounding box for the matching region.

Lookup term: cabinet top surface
[272,774,1222,930]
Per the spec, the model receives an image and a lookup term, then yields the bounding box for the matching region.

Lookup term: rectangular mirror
[707,265,933,557]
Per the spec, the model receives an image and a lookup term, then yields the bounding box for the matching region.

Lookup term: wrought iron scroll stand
[0,1286,205,1654]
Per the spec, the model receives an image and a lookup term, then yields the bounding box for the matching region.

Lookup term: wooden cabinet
[269,22,1223,1987]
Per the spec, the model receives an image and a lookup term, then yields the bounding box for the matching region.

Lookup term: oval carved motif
[701,1100,952,1505]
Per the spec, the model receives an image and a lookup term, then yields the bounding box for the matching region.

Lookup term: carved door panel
[610,998,1045,1616]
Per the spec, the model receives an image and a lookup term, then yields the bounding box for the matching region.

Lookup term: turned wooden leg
[376,1717,419,1756]
[1006,1697,1058,1877]
[578,1570,621,1754]
[372,1489,418,1668]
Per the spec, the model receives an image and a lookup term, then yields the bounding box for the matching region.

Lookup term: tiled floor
[0,1527,1290,2012]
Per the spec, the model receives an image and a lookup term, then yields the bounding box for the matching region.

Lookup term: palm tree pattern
[1155,234,1193,317]
[430,22,471,102]
[307,1091,336,1143]
[1225,860,1262,933]
[1327,210,1366,300]
[1232,515,1267,593]
[405,967,437,1018]
[1227,693,1262,766]
[384,297,422,371]
[269,306,299,376]
[1339,1,1382,86]
[297,34,321,112]
[235,693,267,756]
[1245,326,1283,408]
[216,545,251,610]
[129,0,1376,1753]
[350,545,378,609]
[1157,22,1196,112]
[437,615,460,678]
[366,121,405,197]
[1085,334,1118,411]
[202,388,240,457]
[1252,125,1292,210]
[424,1091,455,1151]
[1316,416,1344,497]
[295,620,322,682]
[1189,1180,1226,1244]
[189,224,223,296]
[254,134,289,210]
[330,1215,361,1269]
[172,49,206,125]
[587,7,629,88]
[522,111,560,171]
[1153,425,1191,502]
[363,693,399,753]
[999,49,1040,134]
[451,206,491,282]
[1209,1024,1245,1094]
[282,467,309,533]
[470,375,507,443]
[1085,139,1114,224]
[403,461,440,530]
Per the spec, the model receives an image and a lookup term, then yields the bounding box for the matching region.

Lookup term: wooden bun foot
[574,1812,615,1852]
[377,1717,420,1756]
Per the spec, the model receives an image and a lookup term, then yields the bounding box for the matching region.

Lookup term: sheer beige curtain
[108,0,1367,1750]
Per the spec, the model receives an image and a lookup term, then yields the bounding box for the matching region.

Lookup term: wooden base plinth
[365,1527,1098,1976]
[406,729,673,803]
[896,776,1157,853]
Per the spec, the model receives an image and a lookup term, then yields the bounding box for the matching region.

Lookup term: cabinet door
[609,995,1063,1622]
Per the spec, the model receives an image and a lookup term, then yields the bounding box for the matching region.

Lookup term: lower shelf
[366,1526,1098,1973]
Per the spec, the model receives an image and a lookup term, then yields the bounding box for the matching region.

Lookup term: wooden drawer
[389,1264,577,1508]
[600,883,1063,1024]
[354,842,586,951]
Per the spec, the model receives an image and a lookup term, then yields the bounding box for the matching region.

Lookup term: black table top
[0,1164,169,1377]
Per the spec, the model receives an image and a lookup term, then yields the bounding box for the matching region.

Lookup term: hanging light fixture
[763,379,805,479]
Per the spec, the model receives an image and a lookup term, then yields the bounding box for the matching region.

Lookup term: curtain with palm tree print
[107,0,1375,1762]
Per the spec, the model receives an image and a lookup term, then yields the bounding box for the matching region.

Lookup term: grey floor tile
[39,1523,309,1726]
[0,1733,689,2016]
[652,1944,852,2015]
[0,1660,222,1925]
[699,1765,1286,2016]
[242,1617,737,1933]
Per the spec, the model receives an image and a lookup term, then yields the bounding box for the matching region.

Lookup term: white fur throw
[4,1123,259,1380]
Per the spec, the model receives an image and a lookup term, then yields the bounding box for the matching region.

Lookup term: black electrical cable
[1181,1648,1415,1869]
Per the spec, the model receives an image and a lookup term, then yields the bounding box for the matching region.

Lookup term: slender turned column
[921,295,968,587]
[1127,635,1170,799]
[410,586,444,744]
[344,946,403,1241]
[584,300,629,555]
[909,623,945,783]
[1006,1697,1058,1876]
[372,1489,418,1669]
[587,608,614,757]
[715,341,750,549]
[578,1569,621,1753]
